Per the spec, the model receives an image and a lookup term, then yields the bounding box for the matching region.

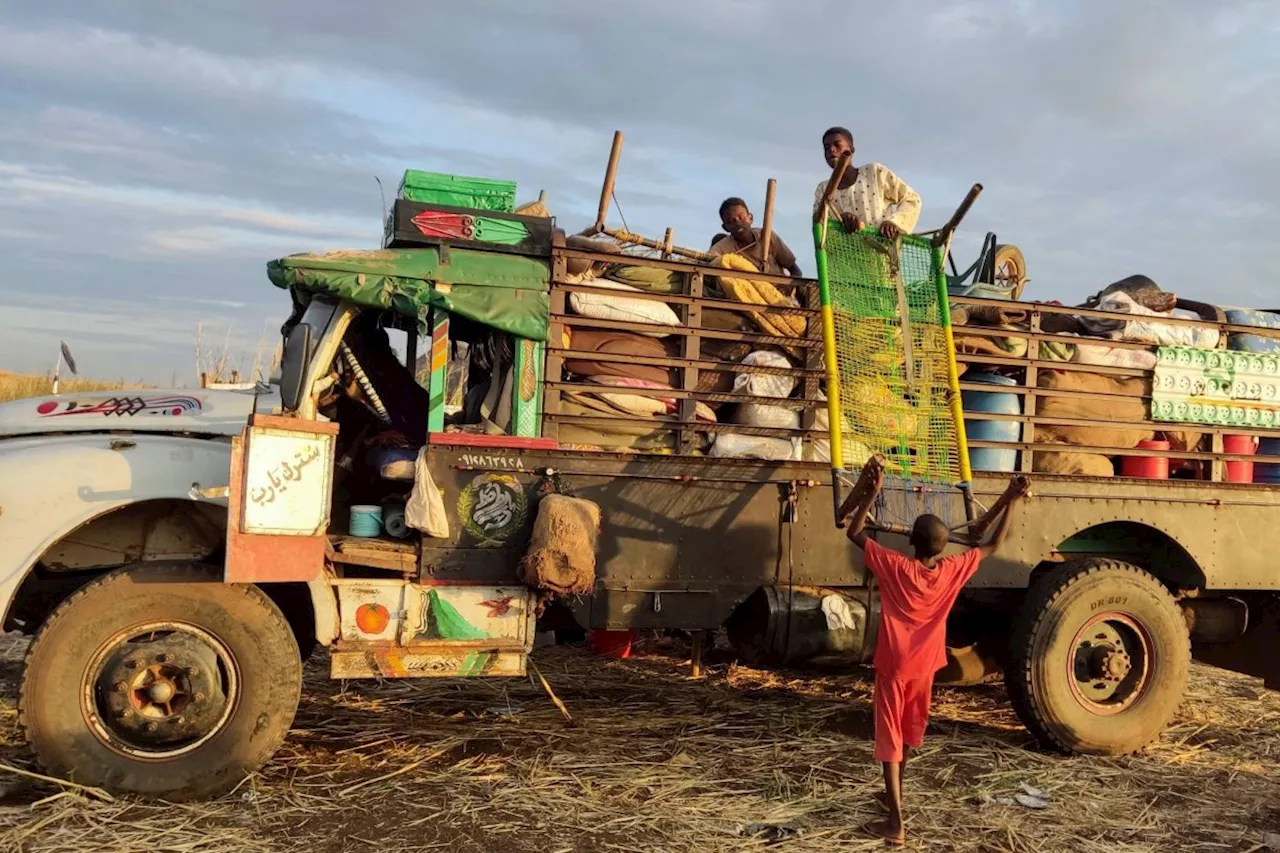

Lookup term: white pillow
[569,279,681,337]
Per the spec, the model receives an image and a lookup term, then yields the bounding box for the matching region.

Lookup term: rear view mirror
[279,323,313,412]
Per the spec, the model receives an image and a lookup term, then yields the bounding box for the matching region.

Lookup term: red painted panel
[428,433,559,451]
[411,211,475,240]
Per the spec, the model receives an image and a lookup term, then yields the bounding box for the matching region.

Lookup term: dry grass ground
[0,635,1274,852]
[0,373,127,404]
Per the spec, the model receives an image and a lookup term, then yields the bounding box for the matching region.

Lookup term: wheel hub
[93,629,229,751]
[1099,649,1132,682]
[1069,612,1151,715]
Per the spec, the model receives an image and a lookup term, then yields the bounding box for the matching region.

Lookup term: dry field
[0,634,1274,853]
[0,372,127,405]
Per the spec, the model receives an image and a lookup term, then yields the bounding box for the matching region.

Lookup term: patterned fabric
[813,162,922,233]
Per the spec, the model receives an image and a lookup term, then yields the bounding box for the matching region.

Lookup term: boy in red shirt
[842,455,1029,845]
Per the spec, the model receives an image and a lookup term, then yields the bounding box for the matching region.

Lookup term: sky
[1,0,1277,383]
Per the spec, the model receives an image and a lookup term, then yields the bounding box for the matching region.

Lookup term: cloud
[0,1,1278,379]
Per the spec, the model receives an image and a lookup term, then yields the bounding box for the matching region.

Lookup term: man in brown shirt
[709,197,802,276]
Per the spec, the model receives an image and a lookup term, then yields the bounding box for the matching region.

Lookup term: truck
[2,147,1278,800]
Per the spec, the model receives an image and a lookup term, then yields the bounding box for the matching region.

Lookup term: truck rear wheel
[19,562,302,800]
[1007,559,1189,755]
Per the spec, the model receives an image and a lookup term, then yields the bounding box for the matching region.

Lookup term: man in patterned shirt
[812,127,922,240]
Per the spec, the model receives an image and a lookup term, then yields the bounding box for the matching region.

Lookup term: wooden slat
[553,313,820,351]
[553,281,819,318]
[548,381,821,408]
[554,247,812,290]
[956,352,1149,378]
[968,438,1280,465]
[544,412,823,439]
[952,293,1280,340]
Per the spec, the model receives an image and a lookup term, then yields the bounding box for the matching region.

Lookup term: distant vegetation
[0,372,129,404]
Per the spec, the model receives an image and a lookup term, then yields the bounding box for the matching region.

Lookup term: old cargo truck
[1,172,1278,799]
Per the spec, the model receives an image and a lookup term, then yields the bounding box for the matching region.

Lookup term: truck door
[224,414,338,583]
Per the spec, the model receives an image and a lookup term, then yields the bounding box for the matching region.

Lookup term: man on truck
[842,455,1030,845]
[709,197,803,276]
[812,127,921,240]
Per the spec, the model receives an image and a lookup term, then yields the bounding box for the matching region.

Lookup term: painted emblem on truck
[36,395,203,418]
[457,473,526,546]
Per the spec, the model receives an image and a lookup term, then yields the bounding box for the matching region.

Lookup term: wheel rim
[81,622,240,760]
[994,252,1025,301]
[1066,611,1152,715]
[994,256,1022,288]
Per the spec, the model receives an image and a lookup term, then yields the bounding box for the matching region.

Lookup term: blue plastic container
[349,505,383,538]
[962,372,1022,472]
[1255,438,1280,484]
[1225,308,1280,354]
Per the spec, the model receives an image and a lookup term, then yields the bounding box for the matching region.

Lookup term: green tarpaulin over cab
[267,247,550,342]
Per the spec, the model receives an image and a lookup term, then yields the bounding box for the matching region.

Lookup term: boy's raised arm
[841,456,886,550]
[976,475,1031,559]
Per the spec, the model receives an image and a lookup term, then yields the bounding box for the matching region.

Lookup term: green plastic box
[398,170,517,213]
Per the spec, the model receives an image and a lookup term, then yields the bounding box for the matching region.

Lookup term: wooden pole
[760,178,777,267]
[690,631,704,678]
[662,228,674,259]
[816,151,851,224]
[593,131,624,233]
[933,183,984,248]
[601,226,713,263]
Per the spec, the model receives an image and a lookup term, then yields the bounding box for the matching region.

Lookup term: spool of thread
[1223,434,1258,483]
[383,504,410,539]
[349,505,383,538]
[1121,440,1170,479]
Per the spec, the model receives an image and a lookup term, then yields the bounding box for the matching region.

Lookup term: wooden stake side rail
[949,294,1271,337]
[952,293,1280,482]
[554,281,819,318]
[544,250,1280,478]
[552,313,818,351]
[966,438,1280,467]
[546,248,824,454]
[554,247,817,292]
[548,347,822,379]
[545,380,825,409]
[543,413,823,441]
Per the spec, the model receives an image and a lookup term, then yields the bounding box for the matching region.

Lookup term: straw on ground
[0,634,1274,853]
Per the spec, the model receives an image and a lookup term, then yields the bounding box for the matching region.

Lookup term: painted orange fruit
[355,603,391,634]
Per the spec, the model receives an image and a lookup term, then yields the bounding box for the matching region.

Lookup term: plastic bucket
[1121,440,1170,479]
[349,505,383,538]
[961,373,1021,472]
[589,629,636,659]
[1223,434,1258,483]
[1255,438,1280,484]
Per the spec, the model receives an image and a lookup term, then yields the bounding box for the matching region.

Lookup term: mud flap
[224,414,338,583]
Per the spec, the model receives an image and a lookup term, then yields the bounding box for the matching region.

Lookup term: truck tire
[19,562,302,800]
[1006,559,1189,755]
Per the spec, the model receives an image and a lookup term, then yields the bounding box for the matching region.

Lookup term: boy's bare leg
[863,761,906,844]
[874,745,910,811]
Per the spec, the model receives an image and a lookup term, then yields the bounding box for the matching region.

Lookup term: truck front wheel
[1007,559,1189,755]
[19,562,302,800]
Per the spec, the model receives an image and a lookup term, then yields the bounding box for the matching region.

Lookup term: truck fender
[0,433,229,593]
[0,433,341,645]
